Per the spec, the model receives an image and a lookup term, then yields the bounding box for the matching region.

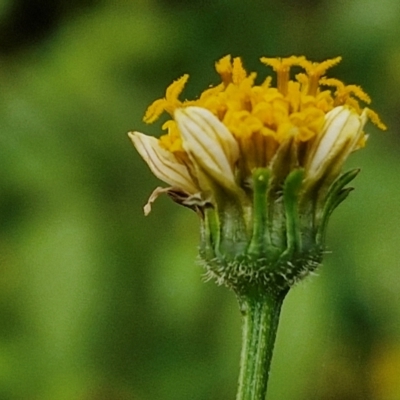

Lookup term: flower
[129,55,385,295]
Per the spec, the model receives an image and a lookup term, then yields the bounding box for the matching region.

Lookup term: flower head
[130,55,385,295]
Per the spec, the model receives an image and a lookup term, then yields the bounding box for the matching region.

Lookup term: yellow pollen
[144,55,386,163]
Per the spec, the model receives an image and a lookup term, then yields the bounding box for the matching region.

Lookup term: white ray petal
[129,131,198,194]
[307,106,365,177]
[175,107,239,189]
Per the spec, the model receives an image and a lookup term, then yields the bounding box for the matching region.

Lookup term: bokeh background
[0,0,399,399]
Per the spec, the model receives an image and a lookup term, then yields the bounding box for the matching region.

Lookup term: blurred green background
[0,0,399,399]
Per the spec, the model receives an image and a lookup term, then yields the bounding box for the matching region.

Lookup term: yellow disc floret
[143,55,386,171]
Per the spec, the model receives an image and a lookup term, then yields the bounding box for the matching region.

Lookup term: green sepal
[218,199,250,258]
[248,168,271,256]
[327,187,354,214]
[316,168,360,243]
[201,206,220,259]
[279,169,304,261]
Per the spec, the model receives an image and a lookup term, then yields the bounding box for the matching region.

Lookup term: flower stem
[236,291,287,400]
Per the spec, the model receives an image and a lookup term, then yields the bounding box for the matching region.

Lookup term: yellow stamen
[143,98,167,124]
[367,109,387,131]
[143,74,189,123]
[320,77,371,106]
[299,56,342,96]
[260,56,305,95]
[232,57,247,85]
[159,120,183,153]
[215,55,233,85]
[165,74,189,102]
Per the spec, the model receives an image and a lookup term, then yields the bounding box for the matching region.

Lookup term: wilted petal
[143,187,171,215]
[129,131,198,194]
[175,107,239,189]
[307,106,366,178]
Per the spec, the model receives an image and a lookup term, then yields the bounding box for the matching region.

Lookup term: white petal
[307,106,364,176]
[175,107,239,188]
[129,131,198,194]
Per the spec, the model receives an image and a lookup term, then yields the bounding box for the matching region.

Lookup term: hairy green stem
[236,292,286,400]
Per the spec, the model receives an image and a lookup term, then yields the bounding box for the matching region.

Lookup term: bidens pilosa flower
[130,55,385,297]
